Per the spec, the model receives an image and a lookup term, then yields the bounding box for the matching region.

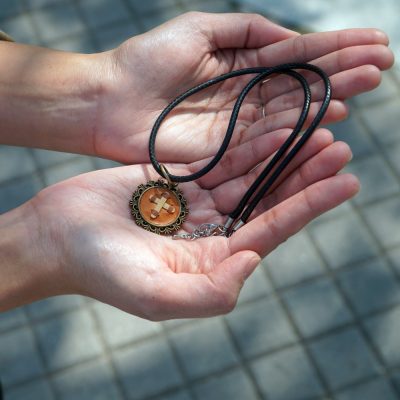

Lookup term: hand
[95,12,394,163]
[3,127,358,318]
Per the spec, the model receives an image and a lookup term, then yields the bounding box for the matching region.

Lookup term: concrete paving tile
[391,370,400,395]
[30,2,86,44]
[251,345,325,400]
[43,156,94,185]
[26,0,67,8]
[334,377,398,400]
[338,258,400,316]
[127,0,179,15]
[91,301,161,348]
[162,318,196,330]
[237,263,272,304]
[1,13,39,44]
[32,149,79,168]
[193,368,258,400]
[113,336,183,399]
[25,295,85,321]
[360,98,400,145]
[308,212,379,269]
[362,195,400,249]
[182,0,234,13]
[92,20,140,51]
[262,231,325,288]
[0,174,43,212]
[226,297,297,358]
[35,308,103,371]
[157,390,192,400]
[0,326,44,387]
[282,277,353,338]
[344,154,400,205]
[52,358,122,400]
[327,115,375,158]
[5,378,54,400]
[0,307,27,333]
[0,0,24,19]
[354,72,399,107]
[387,246,400,275]
[384,139,400,177]
[364,305,400,368]
[309,327,380,390]
[393,65,400,85]
[0,146,36,183]
[77,0,130,29]
[170,318,239,380]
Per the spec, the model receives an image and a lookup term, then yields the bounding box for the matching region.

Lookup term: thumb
[208,250,261,310]
[148,250,261,320]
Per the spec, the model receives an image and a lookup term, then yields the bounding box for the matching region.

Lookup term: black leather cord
[149,63,331,226]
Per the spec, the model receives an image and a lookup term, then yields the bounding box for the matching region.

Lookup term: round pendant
[129,180,188,235]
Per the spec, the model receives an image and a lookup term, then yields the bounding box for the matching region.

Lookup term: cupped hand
[94,12,394,164]
[28,127,358,320]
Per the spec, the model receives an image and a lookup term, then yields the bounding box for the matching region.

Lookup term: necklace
[130,63,331,238]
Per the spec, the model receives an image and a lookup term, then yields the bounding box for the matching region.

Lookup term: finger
[211,129,334,214]
[150,250,260,319]
[256,28,389,67]
[229,173,360,257]
[266,65,381,114]
[260,44,394,101]
[252,141,352,216]
[192,129,293,189]
[244,100,347,142]
[196,13,298,50]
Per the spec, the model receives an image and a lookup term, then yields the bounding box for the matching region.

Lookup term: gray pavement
[1,1,400,399]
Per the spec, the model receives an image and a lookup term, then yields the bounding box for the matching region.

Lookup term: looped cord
[149,63,331,228]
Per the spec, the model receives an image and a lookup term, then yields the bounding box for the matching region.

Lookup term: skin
[0,12,394,163]
[0,128,357,319]
[0,12,395,318]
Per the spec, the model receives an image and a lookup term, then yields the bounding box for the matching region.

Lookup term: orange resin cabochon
[138,187,181,227]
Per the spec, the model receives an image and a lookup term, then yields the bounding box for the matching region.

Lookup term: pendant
[129,180,188,235]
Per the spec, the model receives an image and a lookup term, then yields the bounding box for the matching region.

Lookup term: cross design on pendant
[150,191,176,219]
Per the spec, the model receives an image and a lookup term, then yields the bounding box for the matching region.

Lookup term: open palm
[31,126,357,320]
[95,12,393,164]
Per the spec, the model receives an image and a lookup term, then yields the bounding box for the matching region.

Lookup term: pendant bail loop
[159,164,175,187]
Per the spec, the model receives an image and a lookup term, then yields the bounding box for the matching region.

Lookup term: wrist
[0,202,66,311]
[0,42,107,155]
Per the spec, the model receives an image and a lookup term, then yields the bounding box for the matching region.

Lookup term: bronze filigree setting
[129,180,188,235]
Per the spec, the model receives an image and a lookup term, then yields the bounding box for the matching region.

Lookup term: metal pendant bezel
[129,180,188,235]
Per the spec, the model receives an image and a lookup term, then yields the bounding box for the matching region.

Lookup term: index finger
[229,174,360,257]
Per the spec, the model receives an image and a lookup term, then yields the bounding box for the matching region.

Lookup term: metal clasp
[172,223,227,240]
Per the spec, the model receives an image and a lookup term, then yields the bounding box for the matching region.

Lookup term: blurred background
[0,1,400,399]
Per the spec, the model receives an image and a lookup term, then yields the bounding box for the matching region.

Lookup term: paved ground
[1,1,400,399]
